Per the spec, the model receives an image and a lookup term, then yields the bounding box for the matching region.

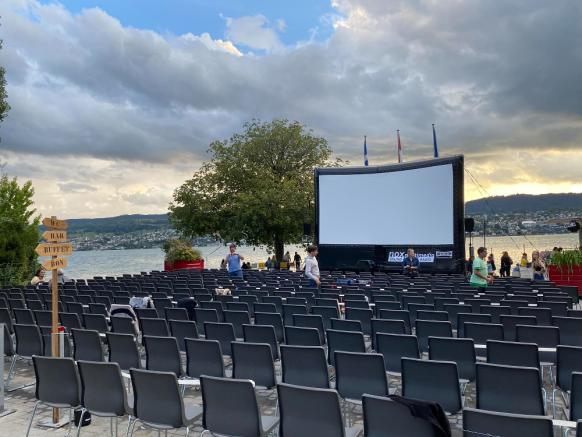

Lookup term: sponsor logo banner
[388,252,435,263]
[436,251,453,258]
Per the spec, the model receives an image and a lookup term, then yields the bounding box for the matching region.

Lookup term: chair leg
[76,409,86,437]
[25,401,40,437]
[5,355,17,390]
[126,418,138,437]
[66,408,74,437]
[185,427,190,437]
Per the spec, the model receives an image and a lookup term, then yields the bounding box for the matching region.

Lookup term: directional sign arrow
[42,257,68,271]
[35,242,73,257]
[42,217,68,230]
[42,230,67,242]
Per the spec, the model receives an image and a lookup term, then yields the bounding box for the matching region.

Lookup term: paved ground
[0,356,570,436]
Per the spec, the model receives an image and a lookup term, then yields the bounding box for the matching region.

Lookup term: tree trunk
[274,237,284,265]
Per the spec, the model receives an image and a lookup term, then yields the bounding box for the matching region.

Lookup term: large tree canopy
[170,119,340,260]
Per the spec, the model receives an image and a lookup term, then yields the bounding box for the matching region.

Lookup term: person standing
[500,251,512,277]
[402,248,420,277]
[293,252,302,271]
[531,250,546,281]
[470,247,493,291]
[304,245,320,287]
[225,243,244,278]
[282,251,291,269]
[487,254,496,276]
[30,268,45,287]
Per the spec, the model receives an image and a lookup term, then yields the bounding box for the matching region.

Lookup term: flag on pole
[363,135,369,166]
[397,130,402,163]
[432,123,439,158]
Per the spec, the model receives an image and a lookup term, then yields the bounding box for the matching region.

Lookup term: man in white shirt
[304,245,320,287]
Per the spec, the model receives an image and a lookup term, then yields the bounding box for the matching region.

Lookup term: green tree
[170,119,341,260]
[0,37,10,127]
[0,170,41,286]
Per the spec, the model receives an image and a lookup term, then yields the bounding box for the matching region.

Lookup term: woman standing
[470,247,493,291]
[500,251,513,277]
[487,254,497,276]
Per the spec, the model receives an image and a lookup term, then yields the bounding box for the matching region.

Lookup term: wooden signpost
[35,216,72,425]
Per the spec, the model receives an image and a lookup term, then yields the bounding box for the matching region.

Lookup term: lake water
[64,234,580,279]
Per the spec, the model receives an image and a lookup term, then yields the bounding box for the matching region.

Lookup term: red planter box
[548,265,582,295]
[164,259,205,272]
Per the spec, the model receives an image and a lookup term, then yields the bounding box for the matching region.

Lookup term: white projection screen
[318,162,454,245]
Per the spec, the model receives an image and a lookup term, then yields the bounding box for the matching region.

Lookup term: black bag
[74,408,91,427]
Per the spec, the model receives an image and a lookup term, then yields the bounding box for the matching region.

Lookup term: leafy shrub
[163,239,202,263]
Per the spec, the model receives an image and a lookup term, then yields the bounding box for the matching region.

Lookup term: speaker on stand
[465,218,475,258]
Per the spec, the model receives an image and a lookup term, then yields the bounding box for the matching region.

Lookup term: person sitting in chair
[402,248,420,277]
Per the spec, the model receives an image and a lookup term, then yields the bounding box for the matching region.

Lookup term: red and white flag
[397,130,403,163]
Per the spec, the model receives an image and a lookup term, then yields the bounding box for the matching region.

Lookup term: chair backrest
[78,360,127,416]
[335,351,388,401]
[280,345,329,389]
[131,368,185,428]
[376,333,420,374]
[443,304,473,329]
[415,320,452,353]
[33,356,81,407]
[278,382,346,437]
[284,326,321,347]
[110,316,136,336]
[243,324,279,360]
[60,312,83,331]
[416,310,448,322]
[463,408,554,437]
[363,394,441,437]
[557,345,582,392]
[571,372,582,421]
[401,357,462,414]
[293,314,326,345]
[83,313,108,334]
[232,342,276,389]
[500,315,537,341]
[253,303,277,314]
[326,329,365,366]
[164,307,189,322]
[371,318,407,350]
[479,305,511,323]
[195,308,220,327]
[518,307,552,326]
[463,322,504,344]
[0,308,14,334]
[428,337,476,382]
[345,308,373,336]
[487,340,540,369]
[140,318,170,338]
[457,313,492,338]
[330,318,362,333]
[169,320,199,352]
[14,323,43,357]
[553,317,582,347]
[72,328,104,362]
[106,332,141,370]
[144,335,182,375]
[475,363,544,415]
[223,310,251,338]
[185,338,225,379]
[204,322,236,356]
[201,375,263,436]
[14,308,35,324]
[254,312,285,343]
[377,309,411,333]
[515,324,560,347]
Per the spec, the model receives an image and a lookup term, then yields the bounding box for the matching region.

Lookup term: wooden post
[50,217,60,424]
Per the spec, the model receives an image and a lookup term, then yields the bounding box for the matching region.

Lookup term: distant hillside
[466,193,582,214]
[57,214,170,234]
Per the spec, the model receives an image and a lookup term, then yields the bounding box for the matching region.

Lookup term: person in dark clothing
[500,251,512,277]
[293,252,301,270]
[466,255,474,276]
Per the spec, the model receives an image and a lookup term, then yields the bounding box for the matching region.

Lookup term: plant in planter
[163,239,204,271]
[547,250,582,274]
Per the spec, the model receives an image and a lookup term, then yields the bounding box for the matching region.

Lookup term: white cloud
[0,0,581,217]
[224,15,284,53]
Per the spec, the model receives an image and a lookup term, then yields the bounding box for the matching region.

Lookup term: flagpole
[397,130,402,163]
[432,123,439,158]
[364,135,369,167]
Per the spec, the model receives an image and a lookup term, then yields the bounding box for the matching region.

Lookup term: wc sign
[388,251,435,263]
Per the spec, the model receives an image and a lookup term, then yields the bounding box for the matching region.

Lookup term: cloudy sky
[1,0,581,219]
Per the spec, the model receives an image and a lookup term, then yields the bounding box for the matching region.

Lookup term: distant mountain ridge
[60,214,170,234]
[466,193,582,214]
[56,193,582,231]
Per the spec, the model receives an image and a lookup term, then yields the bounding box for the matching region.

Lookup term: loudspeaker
[464,217,475,233]
[303,223,312,235]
